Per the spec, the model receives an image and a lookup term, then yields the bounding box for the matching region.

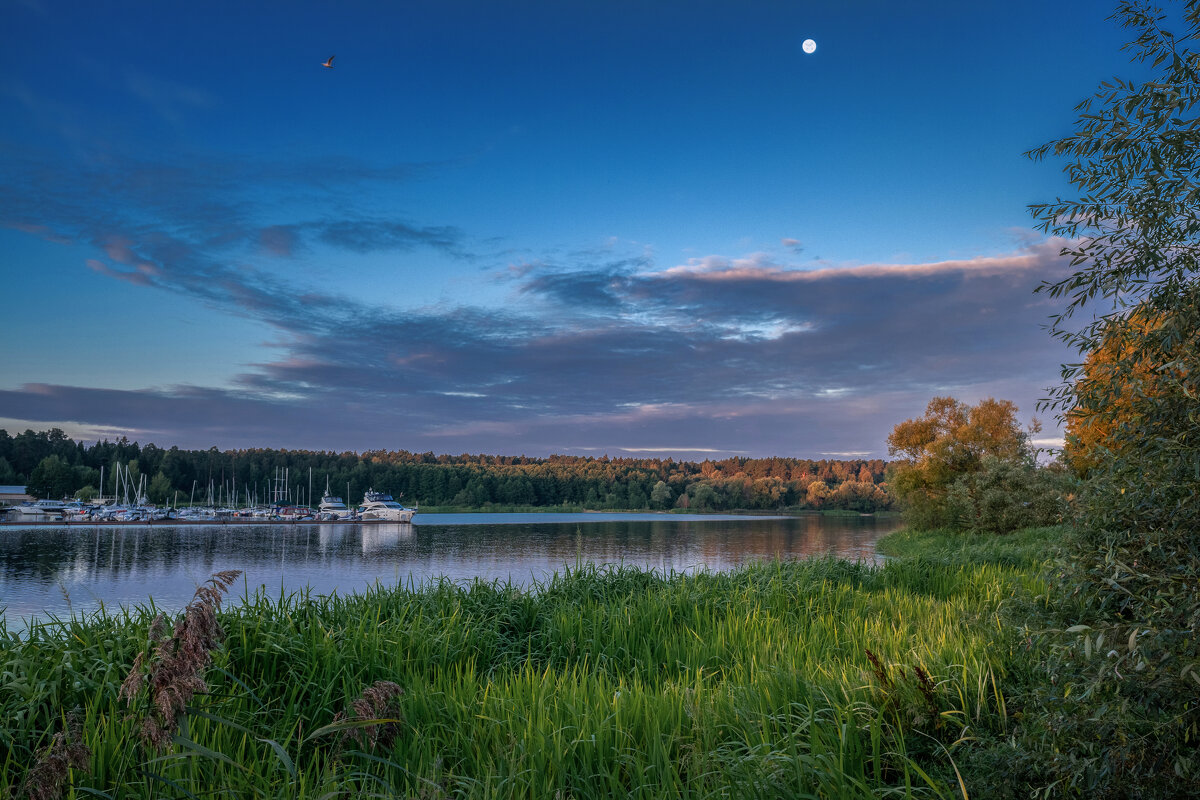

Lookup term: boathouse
[0,485,32,505]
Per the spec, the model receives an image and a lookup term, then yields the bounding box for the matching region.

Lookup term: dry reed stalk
[332,680,405,751]
[19,711,90,800]
[865,648,893,690]
[911,664,940,715]
[118,570,242,751]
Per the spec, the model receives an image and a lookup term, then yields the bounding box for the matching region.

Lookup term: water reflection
[0,514,901,627]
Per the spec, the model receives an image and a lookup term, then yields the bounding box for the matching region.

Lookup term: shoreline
[0,509,856,527]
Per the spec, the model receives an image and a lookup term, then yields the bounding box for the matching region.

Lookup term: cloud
[314,219,467,256]
[1,234,1076,456]
[618,447,746,454]
[0,144,470,269]
[0,122,1077,457]
[85,258,153,286]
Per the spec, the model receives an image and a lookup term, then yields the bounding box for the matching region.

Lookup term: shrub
[945,456,1071,534]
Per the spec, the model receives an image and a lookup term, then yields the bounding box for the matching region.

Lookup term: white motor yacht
[357,489,416,523]
[317,479,355,520]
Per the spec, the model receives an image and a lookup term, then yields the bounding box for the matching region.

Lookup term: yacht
[317,480,354,520]
[14,499,68,516]
[62,501,92,520]
[357,489,416,523]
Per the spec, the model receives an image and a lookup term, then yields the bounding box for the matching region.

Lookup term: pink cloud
[86,258,153,286]
[104,236,136,264]
[658,238,1070,283]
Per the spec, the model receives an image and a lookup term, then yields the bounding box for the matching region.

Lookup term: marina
[0,482,418,525]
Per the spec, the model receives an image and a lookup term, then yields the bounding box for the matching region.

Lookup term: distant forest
[0,428,895,512]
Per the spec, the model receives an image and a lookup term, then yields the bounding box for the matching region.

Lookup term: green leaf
[170,733,246,771]
[258,736,297,778]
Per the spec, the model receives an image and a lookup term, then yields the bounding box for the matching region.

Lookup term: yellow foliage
[1063,307,1190,475]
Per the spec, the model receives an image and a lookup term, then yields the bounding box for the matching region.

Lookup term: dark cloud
[781,237,804,255]
[314,219,466,256]
[0,145,471,266]
[2,233,1076,456]
[0,137,1075,457]
[258,226,299,257]
[517,267,633,312]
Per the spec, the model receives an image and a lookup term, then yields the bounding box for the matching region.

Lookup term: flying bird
[322,55,335,68]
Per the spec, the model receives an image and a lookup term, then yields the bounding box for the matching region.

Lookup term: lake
[0,512,903,628]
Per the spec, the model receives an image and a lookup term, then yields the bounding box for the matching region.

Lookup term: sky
[0,1,1139,459]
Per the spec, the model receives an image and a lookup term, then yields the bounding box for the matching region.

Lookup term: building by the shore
[0,485,32,506]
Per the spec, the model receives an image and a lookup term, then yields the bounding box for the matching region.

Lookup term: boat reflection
[359,522,414,554]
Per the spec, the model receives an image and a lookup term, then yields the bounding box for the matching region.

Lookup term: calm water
[0,513,902,628]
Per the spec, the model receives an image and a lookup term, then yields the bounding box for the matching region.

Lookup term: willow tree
[1061,303,1190,475]
[1025,1,1200,792]
[1029,0,1200,620]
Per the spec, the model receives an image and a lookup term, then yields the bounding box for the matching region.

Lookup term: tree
[148,472,173,505]
[886,396,1032,529]
[688,482,717,510]
[1020,2,1200,793]
[27,455,77,499]
[1061,304,1189,474]
[805,479,829,508]
[650,480,673,509]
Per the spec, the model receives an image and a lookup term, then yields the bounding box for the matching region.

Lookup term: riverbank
[0,526,1055,798]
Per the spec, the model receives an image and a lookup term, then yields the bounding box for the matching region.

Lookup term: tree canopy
[1028,0,1200,623]
[1021,1,1200,792]
[885,396,1042,530]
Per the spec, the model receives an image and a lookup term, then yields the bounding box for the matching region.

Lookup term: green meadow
[1,527,1055,799]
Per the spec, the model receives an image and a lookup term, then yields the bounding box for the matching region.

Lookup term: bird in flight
[322,55,335,68]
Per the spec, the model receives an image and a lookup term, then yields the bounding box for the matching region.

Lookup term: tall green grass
[0,535,1054,798]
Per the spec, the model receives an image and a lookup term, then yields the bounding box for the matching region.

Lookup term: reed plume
[332,680,405,751]
[19,710,90,800]
[864,648,893,690]
[119,570,242,751]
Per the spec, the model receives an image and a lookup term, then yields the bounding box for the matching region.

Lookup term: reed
[0,530,1056,798]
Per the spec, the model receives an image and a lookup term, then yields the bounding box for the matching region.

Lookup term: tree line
[0,428,895,512]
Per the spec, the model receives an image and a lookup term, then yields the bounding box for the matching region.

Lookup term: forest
[0,428,894,512]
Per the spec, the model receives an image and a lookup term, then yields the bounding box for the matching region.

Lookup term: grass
[0,528,1060,799]
[875,526,1061,568]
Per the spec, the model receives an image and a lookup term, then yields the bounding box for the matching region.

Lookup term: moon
[802,38,817,54]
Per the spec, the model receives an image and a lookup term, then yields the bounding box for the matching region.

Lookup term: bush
[945,456,1071,534]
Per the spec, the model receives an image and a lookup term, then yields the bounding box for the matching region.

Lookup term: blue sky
[0,1,1136,457]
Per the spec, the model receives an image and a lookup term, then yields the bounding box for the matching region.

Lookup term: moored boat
[14,499,68,516]
[317,479,355,520]
[357,489,416,523]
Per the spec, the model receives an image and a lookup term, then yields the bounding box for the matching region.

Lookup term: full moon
[802,38,817,54]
